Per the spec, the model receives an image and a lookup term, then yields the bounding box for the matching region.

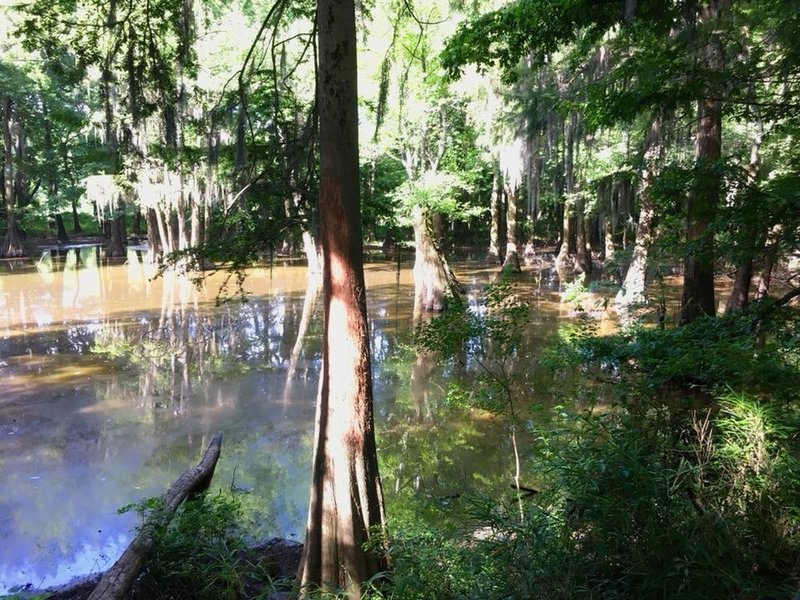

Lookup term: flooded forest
[1,0,800,598]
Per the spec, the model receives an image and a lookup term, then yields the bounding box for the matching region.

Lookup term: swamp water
[0,247,614,594]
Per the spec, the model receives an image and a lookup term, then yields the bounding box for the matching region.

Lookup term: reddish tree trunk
[296,0,387,596]
[680,0,727,324]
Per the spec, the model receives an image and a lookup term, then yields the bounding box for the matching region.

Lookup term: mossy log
[87,432,223,600]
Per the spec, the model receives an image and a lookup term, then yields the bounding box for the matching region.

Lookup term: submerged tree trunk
[413,205,458,314]
[502,182,522,273]
[296,0,387,595]
[555,113,577,278]
[108,199,127,258]
[616,110,666,307]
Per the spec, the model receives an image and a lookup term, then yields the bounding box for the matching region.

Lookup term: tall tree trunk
[680,0,727,324]
[487,160,502,263]
[616,110,666,307]
[43,106,70,245]
[108,199,127,257]
[2,96,24,258]
[725,116,764,314]
[575,195,591,274]
[555,113,577,276]
[296,0,387,595]
[502,182,522,272]
[146,208,160,264]
[71,198,82,233]
[54,214,70,244]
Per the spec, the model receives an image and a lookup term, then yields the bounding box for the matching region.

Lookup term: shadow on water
[0,251,612,593]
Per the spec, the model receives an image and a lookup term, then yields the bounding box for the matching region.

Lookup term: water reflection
[0,255,602,593]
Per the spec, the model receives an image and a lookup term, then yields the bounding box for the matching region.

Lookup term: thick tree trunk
[487,161,502,263]
[145,208,161,264]
[680,95,720,324]
[502,182,522,272]
[555,114,577,277]
[190,191,202,249]
[680,0,727,324]
[412,205,457,314]
[303,230,323,276]
[575,194,592,274]
[87,433,222,600]
[616,111,665,307]
[71,198,82,233]
[54,214,70,244]
[108,199,127,257]
[726,260,753,313]
[296,0,387,595]
[2,96,24,258]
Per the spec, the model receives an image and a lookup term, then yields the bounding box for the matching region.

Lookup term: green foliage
[121,492,273,600]
[377,390,800,599]
[417,279,528,369]
[0,589,51,600]
[547,303,800,402]
[391,171,480,226]
[399,268,800,598]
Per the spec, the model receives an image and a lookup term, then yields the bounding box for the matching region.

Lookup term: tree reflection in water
[0,255,590,593]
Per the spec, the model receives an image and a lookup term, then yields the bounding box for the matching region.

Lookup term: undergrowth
[377,295,800,599]
[121,492,276,600]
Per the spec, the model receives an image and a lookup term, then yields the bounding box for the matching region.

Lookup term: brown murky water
[0,246,613,593]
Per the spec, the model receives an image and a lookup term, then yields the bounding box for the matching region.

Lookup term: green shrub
[122,492,273,600]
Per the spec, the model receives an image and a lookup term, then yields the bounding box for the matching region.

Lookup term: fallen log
[87,432,223,600]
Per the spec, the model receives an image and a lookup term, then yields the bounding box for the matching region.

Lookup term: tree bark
[145,208,160,264]
[107,196,127,257]
[413,205,458,314]
[616,110,666,307]
[54,214,70,244]
[487,160,502,263]
[87,433,223,600]
[296,0,387,595]
[725,115,764,314]
[71,198,82,233]
[575,194,592,274]
[502,182,522,273]
[555,113,577,277]
[680,0,727,324]
[2,96,24,258]
[754,224,782,300]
